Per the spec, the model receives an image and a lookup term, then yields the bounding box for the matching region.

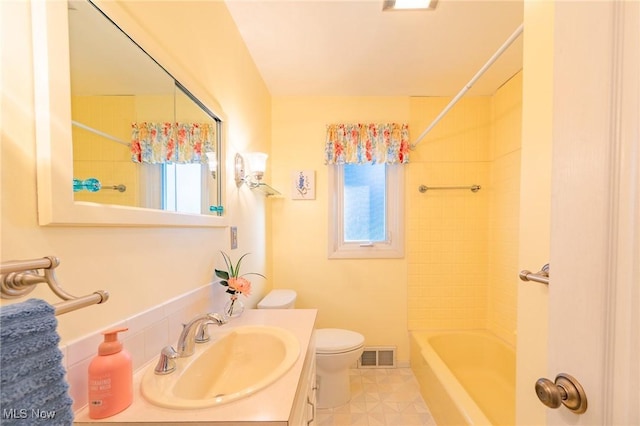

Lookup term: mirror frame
[32,0,227,227]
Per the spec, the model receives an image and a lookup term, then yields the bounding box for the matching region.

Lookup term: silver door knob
[535,373,588,414]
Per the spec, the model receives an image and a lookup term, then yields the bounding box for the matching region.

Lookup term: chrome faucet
[154,312,227,375]
[176,312,227,357]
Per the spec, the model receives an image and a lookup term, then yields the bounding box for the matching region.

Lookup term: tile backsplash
[61,283,222,412]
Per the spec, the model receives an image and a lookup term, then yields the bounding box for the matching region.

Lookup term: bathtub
[410,330,515,426]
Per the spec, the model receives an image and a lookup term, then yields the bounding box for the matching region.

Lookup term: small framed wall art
[291,170,315,200]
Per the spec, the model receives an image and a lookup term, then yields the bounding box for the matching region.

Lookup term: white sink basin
[141,325,300,409]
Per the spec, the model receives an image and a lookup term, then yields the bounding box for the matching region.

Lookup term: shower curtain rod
[72,120,130,147]
[411,23,524,150]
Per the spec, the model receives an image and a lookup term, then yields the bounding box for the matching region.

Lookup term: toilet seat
[315,328,365,354]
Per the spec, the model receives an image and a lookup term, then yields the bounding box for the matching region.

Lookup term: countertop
[74,309,318,425]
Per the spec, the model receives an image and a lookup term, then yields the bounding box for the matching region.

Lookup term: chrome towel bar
[105,184,127,192]
[519,263,550,285]
[0,256,109,315]
[419,184,481,193]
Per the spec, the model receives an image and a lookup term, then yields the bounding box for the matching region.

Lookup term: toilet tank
[257,289,297,309]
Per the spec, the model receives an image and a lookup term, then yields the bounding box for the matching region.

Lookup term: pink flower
[228,277,252,296]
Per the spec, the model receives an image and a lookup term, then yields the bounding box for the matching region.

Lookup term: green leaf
[234,253,251,277]
[221,252,233,274]
[215,269,229,280]
[241,272,266,279]
[217,251,266,284]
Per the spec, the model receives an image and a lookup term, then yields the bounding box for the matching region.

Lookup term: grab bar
[73,178,126,193]
[105,184,127,192]
[519,263,550,285]
[419,184,481,193]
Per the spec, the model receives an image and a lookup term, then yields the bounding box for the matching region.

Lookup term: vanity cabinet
[73,310,318,425]
[289,330,316,425]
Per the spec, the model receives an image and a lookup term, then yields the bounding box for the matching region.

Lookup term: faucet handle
[154,345,178,375]
[210,312,227,325]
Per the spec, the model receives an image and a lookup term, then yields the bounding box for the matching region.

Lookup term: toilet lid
[315,328,365,354]
[257,289,297,309]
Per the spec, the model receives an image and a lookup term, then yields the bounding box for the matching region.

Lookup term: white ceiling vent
[358,346,396,368]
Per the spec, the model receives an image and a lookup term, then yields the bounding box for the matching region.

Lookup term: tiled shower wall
[72,96,139,207]
[407,96,492,331]
[407,72,522,346]
[487,73,522,346]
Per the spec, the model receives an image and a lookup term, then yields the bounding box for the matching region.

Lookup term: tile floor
[316,368,437,426]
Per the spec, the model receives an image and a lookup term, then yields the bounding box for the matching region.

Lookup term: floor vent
[358,346,396,368]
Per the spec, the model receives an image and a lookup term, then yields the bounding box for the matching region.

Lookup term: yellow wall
[1,0,271,343]
[270,83,522,364]
[270,96,412,363]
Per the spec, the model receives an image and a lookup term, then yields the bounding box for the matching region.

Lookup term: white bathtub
[410,330,515,426]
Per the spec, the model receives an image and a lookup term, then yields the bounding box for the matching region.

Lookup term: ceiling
[225,0,524,97]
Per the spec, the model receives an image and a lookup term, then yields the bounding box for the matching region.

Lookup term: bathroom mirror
[68,0,222,216]
[32,0,226,227]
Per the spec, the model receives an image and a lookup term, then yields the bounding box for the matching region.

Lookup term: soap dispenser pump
[88,327,133,419]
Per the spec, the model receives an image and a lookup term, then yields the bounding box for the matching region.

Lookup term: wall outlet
[230,226,238,249]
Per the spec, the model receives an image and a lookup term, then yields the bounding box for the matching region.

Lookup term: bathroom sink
[141,325,300,409]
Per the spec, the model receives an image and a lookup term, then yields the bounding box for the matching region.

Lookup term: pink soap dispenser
[88,327,133,419]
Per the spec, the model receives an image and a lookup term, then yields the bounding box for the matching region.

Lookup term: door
[545,1,639,425]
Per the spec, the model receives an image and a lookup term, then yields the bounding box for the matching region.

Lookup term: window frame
[328,164,405,259]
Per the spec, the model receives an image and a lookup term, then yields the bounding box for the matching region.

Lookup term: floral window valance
[130,122,216,164]
[324,123,410,165]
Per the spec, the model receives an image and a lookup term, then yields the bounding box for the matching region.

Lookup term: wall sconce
[205,151,217,179]
[234,152,280,196]
[245,152,268,183]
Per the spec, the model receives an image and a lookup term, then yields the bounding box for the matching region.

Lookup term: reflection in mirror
[68,0,221,215]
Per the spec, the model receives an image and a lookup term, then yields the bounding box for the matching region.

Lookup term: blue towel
[0,299,74,425]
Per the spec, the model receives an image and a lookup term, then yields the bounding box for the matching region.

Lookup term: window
[162,163,208,214]
[329,163,404,258]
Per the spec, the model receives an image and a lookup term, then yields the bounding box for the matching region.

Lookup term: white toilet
[257,289,297,309]
[257,289,365,409]
[314,328,365,408]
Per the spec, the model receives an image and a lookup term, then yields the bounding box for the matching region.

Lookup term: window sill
[328,244,404,259]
